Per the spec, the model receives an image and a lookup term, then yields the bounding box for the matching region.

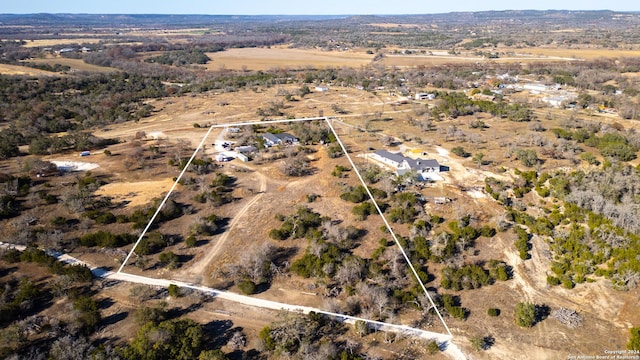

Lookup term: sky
[0,0,637,15]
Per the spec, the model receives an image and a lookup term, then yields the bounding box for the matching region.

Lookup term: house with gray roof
[371,150,440,181]
[262,132,298,147]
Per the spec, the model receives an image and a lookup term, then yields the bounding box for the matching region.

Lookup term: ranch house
[371,150,440,181]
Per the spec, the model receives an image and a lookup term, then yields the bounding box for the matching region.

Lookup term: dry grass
[20,38,104,48]
[506,46,640,59]
[0,63,56,76]
[205,45,640,71]
[27,58,117,73]
[94,178,175,209]
[205,46,374,71]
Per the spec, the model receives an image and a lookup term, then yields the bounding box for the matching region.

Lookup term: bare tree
[335,258,364,286]
[227,331,246,351]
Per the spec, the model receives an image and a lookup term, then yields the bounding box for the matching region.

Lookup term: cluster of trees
[487,163,640,291]
[145,49,211,66]
[0,247,99,357]
[0,74,165,159]
[194,172,236,205]
[269,206,328,241]
[440,260,511,291]
[0,248,236,359]
[259,312,363,359]
[552,126,639,161]
[430,91,533,121]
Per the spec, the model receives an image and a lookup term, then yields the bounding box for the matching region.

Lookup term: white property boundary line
[116,116,452,338]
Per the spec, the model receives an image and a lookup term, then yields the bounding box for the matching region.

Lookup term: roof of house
[263,133,281,143]
[405,158,440,170]
[263,132,297,143]
[375,150,406,164]
[374,150,439,170]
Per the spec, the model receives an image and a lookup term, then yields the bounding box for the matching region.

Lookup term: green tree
[628,326,640,350]
[74,295,101,334]
[125,319,203,360]
[168,284,181,297]
[515,302,536,327]
[515,149,539,167]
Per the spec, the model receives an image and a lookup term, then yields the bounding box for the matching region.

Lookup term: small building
[228,127,241,133]
[235,145,257,154]
[236,153,249,162]
[523,83,547,93]
[215,153,233,162]
[262,132,298,147]
[315,86,329,92]
[370,150,440,181]
[415,93,436,100]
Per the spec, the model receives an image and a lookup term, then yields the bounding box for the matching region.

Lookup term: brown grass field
[205,45,640,71]
[20,38,104,48]
[0,63,56,76]
[27,57,117,73]
[206,46,374,71]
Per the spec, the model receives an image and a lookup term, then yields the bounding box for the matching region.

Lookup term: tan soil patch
[94,178,175,209]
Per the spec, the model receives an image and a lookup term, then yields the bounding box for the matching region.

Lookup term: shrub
[487,308,501,317]
[546,275,561,286]
[159,251,179,269]
[451,146,470,158]
[237,280,257,295]
[628,326,640,350]
[426,340,440,354]
[515,302,536,327]
[185,235,197,247]
[515,149,539,167]
[167,284,181,297]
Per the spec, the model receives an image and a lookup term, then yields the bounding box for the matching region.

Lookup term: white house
[371,150,440,181]
[215,153,233,162]
[415,93,436,100]
[315,86,329,92]
[523,83,547,93]
[262,132,298,147]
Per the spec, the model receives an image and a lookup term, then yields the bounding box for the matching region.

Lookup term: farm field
[206,46,375,70]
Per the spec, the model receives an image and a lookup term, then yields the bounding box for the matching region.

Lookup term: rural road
[0,242,466,359]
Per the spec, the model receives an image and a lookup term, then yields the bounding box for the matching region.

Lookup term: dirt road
[180,170,268,278]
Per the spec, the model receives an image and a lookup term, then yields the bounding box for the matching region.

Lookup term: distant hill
[0,13,348,27]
